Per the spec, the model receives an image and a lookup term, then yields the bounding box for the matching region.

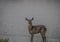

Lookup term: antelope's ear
[31,17,34,20]
[25,17,28,21]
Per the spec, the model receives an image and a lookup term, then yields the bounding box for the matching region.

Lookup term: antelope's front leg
[31,34,34,42]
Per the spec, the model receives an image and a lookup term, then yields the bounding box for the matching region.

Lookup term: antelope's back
[32,25,47,31]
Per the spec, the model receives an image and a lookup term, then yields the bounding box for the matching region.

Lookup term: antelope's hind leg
[41,31,46,42]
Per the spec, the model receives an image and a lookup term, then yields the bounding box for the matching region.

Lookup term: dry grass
[0,38,9,42]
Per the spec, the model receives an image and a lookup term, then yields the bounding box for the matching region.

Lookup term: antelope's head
[25,17,34,25]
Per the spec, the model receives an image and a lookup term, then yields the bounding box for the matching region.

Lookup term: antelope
[25,17,47,42]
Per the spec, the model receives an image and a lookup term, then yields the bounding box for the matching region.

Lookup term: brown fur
[25,17,47,42]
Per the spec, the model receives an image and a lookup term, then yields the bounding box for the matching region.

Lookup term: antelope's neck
[28,24,32,30]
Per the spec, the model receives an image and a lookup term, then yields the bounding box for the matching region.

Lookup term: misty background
[0,0,60,42]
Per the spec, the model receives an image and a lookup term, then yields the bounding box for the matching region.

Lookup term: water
[0,0,60,42]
